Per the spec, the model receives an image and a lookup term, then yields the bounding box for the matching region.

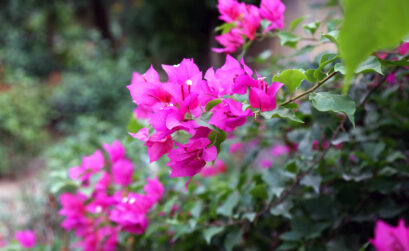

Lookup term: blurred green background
[0,0,221,176]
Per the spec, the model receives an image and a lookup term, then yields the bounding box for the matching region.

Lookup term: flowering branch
[279,71,337,107]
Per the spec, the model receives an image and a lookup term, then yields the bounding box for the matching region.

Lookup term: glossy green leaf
[261,107,304,123]
[273,69,306,94]
[338,0,409,93]
[310,92,356,126]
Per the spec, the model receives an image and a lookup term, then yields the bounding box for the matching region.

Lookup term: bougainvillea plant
[3,0,409,250]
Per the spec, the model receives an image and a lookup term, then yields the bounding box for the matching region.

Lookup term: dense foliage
[1,0,409,250]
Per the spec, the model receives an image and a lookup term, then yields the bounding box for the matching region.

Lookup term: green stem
[279,71,337,107]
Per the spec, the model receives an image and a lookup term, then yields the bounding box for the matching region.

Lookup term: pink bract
[15,230,36,249]
[370,219,409,251]
[259,0,285,32]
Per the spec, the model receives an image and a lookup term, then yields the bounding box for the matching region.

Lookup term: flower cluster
[59,140,164,251]
[371,219,409,251]
[128,55,283,186]
[213,0,285,53]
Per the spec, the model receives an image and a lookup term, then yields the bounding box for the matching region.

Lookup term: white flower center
[173,64,180,67]
[186,79,193,86]
[129,198,136,204]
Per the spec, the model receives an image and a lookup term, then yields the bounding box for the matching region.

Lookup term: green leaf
[273,69,306,94]
[305,69,317,83]
[203,226,224,244]
[242,212,256,222]
[358,242,370,251]
[127,115,144,134]
[217,192,240,216]
[282,102,299,110]
[277,31,300,48]
[327,19,342,32]
[250,184,268,199]
[338,0,409,93]
[335,56,383,75]
[261,107,304,124]
[215,22,236,34]
[191,202,203,219]
[224,229,243,251]
[262,169,285,197]
[300,174,322,193]
[303,21,320,35]
[321,30,339,43]
[205,99,222,112]
[270,200,294,219]
[208,129,227,153]
[290,16,306,31]
[310,92,356,126]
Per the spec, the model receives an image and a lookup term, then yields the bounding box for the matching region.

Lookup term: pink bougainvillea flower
[112,158,134,187]
[399,42,409,55]
[144,177,165,203]
[217,0,241,22]
[386,73,396,84]
[59,193,88,230]
[94,171,111,193]
[68,150,105,184]
[249,78,283,112]
[168,128,217,181]
[212,28,245,54]
[239,3,261,40]
[15,230,36,249]
[229,142,243,154]
[261,158,273,169]
[259,0,285,32]
[370,219,409,251]
[203,55,245,101]
[131,129,174,163]
[201,159,227,177]
[110,193,153,234]
[103,140,125,164]
[209,99,253,131]
[271,144,291,157]
[0,234,6,248]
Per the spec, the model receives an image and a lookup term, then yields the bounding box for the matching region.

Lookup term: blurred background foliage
[0,0,223,176]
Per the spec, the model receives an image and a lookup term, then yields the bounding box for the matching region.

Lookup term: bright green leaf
[290,16,306,31]
[310,92,356,126]
[273,69,306,94]
[338,0,409,93]
[277,31,300,48]
[205,99,222,112]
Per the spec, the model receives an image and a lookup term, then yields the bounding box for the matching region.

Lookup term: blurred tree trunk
[92,0,114,45]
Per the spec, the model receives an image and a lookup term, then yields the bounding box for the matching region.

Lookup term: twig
[280,71,337,107]
[256,116,347,218]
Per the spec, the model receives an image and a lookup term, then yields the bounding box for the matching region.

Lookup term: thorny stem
[279,71,337,107]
